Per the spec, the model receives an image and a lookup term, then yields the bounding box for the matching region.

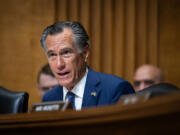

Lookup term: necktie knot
[66,91,75,109]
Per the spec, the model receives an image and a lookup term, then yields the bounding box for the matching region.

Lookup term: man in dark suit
[40,21,134,110]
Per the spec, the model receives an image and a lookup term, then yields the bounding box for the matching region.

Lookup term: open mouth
[57,72,70,77]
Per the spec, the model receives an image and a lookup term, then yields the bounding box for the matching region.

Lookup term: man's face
[133,67,161,92]
[45,28,89,90]
[38,73,59,97]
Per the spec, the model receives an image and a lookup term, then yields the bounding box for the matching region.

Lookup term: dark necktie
[66,91,75,109]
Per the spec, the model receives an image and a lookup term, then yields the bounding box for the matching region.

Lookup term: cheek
[48,61,56,73]
[49,63,54,70]
[66,58,81,79]
[74,57,83,70]
[71,59,79,74]
[68,55,78,67]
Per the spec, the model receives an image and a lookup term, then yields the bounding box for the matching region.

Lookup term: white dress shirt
[63,68,88,110]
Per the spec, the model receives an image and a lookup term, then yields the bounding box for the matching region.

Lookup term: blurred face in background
[38,73,58,97]
[45,28,89,90]
[133,65,163,92]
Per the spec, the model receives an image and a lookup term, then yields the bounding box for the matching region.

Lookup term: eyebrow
[60,48,74,54]
[47,50,54,56]
[134,79,154,83]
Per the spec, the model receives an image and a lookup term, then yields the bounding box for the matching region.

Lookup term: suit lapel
[82,68,101,108]
[59,86,63,100]
[55,85,63,101]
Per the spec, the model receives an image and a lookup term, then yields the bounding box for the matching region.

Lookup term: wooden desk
[1,93,180,135]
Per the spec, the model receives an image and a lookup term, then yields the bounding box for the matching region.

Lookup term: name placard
[118,92,151,105]
[30,101,72,112]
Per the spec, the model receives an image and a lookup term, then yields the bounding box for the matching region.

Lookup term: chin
[59,80,73,88]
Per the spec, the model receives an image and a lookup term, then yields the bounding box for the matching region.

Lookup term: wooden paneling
[79,0,90,34]
[1,93,180,135]
[89,0,102,72]
[147,0,158,65]
[159,0,180,87]
[69,0,80,21]
[101,0,113,73]
[0,0,179,108]
[124,0,136,81]
[55,0,68,21]
[135,0,159,67]
[0,0,55,108]
[55,0,159,82]
[113,0,125,76]
[136,0,148,66]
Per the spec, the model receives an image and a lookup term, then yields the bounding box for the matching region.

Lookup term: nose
[139,82,146,90]
[57,55,65,70]
[136,82,146,92]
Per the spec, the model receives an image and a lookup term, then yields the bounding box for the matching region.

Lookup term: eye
[47,51,57,59]
[134,81,140,87]
[61,48,74,57]
[49,53,56,57]
[41,87,51,91]
[144,80,154,85]
[63,50,70,55]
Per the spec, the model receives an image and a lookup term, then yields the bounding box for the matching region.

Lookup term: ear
[83,45,89,62]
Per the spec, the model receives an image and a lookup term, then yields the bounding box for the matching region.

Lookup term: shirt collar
[63,68,88,101]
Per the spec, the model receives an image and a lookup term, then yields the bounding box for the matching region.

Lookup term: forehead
[46,28,74,49]
[134,67,156,80]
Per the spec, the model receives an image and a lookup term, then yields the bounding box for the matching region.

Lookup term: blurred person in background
[133,64,164,92]
[37,63,58,97]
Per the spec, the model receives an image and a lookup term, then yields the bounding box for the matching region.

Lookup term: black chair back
[119,83,180,105]
[136,82,180,97]
[0,86,29,114]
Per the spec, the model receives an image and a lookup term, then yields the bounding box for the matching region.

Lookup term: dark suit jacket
[42,68,135,108]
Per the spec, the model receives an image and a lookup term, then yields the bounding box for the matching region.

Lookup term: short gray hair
[40,21,90,52]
